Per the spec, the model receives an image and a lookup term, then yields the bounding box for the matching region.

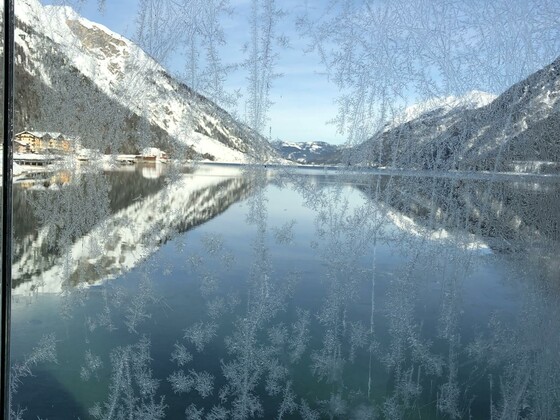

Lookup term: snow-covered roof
[141,147,167,157]
[16,130,66,139]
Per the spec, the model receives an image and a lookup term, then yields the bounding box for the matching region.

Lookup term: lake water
[9,164,560,419]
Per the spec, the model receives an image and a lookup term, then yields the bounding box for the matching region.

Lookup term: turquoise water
[10,165,560,419]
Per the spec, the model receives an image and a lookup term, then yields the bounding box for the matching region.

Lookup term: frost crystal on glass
[8,0,560,418]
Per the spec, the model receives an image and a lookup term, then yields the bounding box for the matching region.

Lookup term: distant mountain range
[271,141,342,164]
[277,61,560,173]
[13,0,278,163]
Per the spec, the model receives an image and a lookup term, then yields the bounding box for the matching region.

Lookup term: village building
[14,139,31,153]
[15,131,73,154]
[137,147,169,163]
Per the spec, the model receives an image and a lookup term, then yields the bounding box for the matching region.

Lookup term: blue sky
[41,0,560,146]
[46,0,346,144]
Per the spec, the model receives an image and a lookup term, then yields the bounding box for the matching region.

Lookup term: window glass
[8,0,560,419]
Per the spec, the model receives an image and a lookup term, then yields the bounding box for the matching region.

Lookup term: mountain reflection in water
[12,165,252,293]
[9,165,560,420]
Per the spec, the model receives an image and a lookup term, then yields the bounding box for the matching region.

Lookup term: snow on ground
[186,132,248,163]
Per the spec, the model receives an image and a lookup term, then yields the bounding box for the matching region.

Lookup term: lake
[9,163,560,419]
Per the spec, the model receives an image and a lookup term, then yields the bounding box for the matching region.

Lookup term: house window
[3,0,560,418]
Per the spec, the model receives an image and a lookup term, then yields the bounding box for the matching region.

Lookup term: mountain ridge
[271,140,342,164]
[343,58,560,171]
[12,0,278,163]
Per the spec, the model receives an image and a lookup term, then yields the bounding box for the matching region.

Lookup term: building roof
[15,130,65,139]
[141,147,166,157]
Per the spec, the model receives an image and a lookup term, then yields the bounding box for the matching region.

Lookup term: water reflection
[13,165,251,293]
[10,166,560,419]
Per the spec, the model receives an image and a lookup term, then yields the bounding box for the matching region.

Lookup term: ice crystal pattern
[7,0,560,419]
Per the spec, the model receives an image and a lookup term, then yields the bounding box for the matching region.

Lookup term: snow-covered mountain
[342,90,496,168]
[13,0,278,162]
[382,90,496,132]
[305,91,497,166]
[343,58,560,172]
[271,141,341,164]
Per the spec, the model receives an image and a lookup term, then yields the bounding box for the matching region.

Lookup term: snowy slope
[384,90,496,131]
[348,57,560,171]
[345,90,498,167]
[14,0,278,163]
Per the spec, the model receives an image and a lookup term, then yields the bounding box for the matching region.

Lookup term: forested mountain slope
[340,59,560,172]
[11,0,277,162]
